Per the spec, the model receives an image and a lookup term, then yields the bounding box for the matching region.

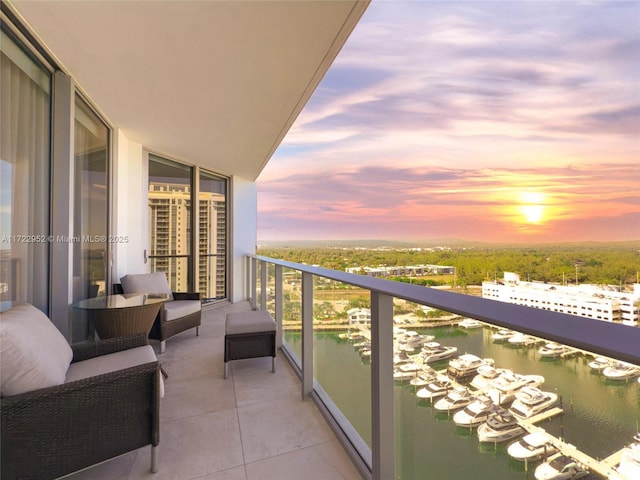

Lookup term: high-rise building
[148,182,226,301]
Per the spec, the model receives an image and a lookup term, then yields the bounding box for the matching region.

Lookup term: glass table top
[74,293,172,310]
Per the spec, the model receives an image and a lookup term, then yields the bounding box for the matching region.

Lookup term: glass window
[199,170,227,302]
[0,28,51,313]
[148,155,192,292]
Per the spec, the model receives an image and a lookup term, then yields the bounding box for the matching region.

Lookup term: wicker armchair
[116,272,202,353]
[1,334,161,480]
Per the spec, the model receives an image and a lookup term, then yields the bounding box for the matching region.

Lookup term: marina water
[285,325,640,479]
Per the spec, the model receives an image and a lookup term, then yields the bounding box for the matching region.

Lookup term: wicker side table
[74,294,171,340]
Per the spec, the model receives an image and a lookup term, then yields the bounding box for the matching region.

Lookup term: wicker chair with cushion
[118,272,201,353]
[0,303,161,480]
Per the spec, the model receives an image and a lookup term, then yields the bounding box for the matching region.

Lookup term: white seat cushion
[226,311,276,335]
[0,303,73,396]
[65,345,164,397]
[164,300,201,321]
[121,272,173,300]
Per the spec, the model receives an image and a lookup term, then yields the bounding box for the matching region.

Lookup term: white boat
[398,331,434,351]
[446,354,492,382]
[453,395,498,427]
[393,351,412,365]
[538,342,573,358]
[492,329,517,343]
[433,387,474,412]
[508,332,538,346]
[477,409,525,443]
[458,318,483,329]
[534,453,589,480]
[588,356,610,371]
[509,386,558,419]
[409,368,437,387]
[416,375,452,400]
[507,431,557,462]
[471,365,500,390]
[487,371,546,405]
[603,362,640,381]
[393,362,422,381]
[612,441,640,480]
[420,342,458,363]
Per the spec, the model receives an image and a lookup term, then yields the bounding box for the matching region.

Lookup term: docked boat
[492,329,517,343]
[409,367,437,387]
[507,431,557,462]
[452,395,498,427]
[509,386,558,419]
[398,331,434,351]
[508,332,538,346]
[487,371,546,405]
[603,361,640,381]
[534,453,589,480]
[612,439,640,480]
[433,387,474,412]
[458,318,483,329]
[588,356,610,371]
[393,351,413,365]
[538,342,573,358]
[470,365,506,390]
[420,342,458,363]
[416,375,453,401]
[446,354,493,383]
[477,409,525,443]
[393,362,422,381]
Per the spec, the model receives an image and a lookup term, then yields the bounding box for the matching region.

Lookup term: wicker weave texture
[224,332,276,362]
[89,303,162,339]
[1,336,160,480]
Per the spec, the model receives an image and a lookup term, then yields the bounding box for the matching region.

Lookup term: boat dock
[519,410,623,478]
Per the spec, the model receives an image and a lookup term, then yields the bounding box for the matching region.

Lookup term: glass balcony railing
[247,255,640,480]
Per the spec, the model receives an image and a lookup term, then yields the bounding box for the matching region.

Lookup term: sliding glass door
[199,171,227,302]
[148,154,227,302]
[148,155,193,292]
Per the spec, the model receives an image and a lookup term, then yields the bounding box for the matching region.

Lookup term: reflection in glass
[72,95,108,341]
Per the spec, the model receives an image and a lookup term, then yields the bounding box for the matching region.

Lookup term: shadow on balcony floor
[62,301,362,480]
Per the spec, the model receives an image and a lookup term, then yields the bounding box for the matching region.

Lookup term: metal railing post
[250,257,257,309]
[371,291,394,480]
[260,260,268,311]
[301,271,314,398]
[275,264,283,348]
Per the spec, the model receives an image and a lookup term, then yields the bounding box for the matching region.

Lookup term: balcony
[63,300,361,480]
[244,255,640,480]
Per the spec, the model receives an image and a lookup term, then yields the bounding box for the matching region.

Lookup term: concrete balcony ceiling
[10,0,368,180]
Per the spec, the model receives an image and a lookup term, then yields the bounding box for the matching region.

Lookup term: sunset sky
[257,0,640,244]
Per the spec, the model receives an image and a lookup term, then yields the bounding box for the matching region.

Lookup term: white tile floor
[63,302,362,480]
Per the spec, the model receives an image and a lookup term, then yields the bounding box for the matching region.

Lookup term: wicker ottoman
[224,311,276,378]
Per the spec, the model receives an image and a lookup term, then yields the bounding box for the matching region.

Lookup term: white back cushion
[121,272,173,299]
[0,303,73,396]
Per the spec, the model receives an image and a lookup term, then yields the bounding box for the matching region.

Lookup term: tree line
[257,242,640,288]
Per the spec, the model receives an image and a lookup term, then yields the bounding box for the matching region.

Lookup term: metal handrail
[252,255,640,365]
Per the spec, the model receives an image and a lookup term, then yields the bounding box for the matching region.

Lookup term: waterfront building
[348,307,371,325]
[346,264,455,277]
[482,272,640,326]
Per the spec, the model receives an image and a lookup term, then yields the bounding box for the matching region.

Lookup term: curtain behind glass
[0,31,51,313]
